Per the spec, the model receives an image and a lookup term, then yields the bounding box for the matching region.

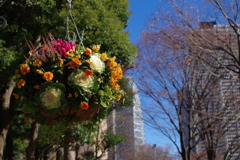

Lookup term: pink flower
[52,39,75,58]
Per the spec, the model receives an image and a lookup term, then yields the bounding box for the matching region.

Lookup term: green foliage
[117,76,135,108]
[104,131,126,148]
[0,40,20,86]
[11,114,32,139]
[12,139,28,160]
[67,0,137,66]
[37,121,98,147]
[0,0,137,68]
[37,123,68,146]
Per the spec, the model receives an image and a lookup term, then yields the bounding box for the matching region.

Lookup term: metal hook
[0,16,7,29]
[67,0,72,10]
[0,0,8,29]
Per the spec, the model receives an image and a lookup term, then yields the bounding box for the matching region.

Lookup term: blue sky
[126,0,161,44]
[126,0,173,148]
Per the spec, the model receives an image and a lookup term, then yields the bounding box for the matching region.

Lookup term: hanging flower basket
[13,34,124,124]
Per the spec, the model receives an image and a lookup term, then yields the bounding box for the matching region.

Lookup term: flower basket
[38,104,99,123]
[13,34,125,124]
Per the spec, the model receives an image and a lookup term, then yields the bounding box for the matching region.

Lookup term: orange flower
[91,45,100,52]
[101,53,109,61]
[33,59,42,67]
[80,102,89,110]
[59,58,64,66]
[36,69,44,75]
[110,77,117,83]
[32,119,36,123]
[85,47,92,55]
[115,95,121,101]
[15,69,19,74]
[43,72,54,81]
[115,84,120,90]
[17,79,26,88]
[74,92,79,97]
[24,117,29,125]
[20,64,30,75]
[107,57,117,68]
[85,69,93,76]
[113,65,123,79]
[110,82,118,87]
[67,93,73,98]
[69,58,81,69]
[34,85,40,89]
[65,52,73,57]
[75,55,81,59]
[12,93,19,99]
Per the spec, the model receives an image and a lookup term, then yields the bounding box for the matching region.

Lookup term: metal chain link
[66,0,85,47]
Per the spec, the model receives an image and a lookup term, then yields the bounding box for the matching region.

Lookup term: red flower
[85,69,93,76]
[86,48,92,55]
[80,102,89,110]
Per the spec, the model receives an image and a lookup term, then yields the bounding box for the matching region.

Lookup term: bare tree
[125,143,175,160]
[134,1,240,157]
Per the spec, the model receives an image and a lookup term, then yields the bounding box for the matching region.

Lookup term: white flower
[68,70,94,90]
[89,54,105,73]
[40,86,62,109]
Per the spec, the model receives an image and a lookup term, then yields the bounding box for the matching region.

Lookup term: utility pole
[152,144,156,160]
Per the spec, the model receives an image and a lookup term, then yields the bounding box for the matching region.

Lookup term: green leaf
[100,97,108,108]
[22,101,38,113]
[97,90,104,96]
[92,81,99,92]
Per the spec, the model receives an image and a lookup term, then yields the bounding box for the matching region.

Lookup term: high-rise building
[107,78,145,160]
[191,22,240,159]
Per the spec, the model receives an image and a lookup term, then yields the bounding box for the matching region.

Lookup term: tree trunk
[26,121,39,160]
[3,126,13,160]
[0,83,15,159]
[56,147,63,160]
[64,129,75,160]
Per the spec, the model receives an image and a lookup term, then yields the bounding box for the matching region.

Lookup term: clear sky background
[126,0,160,44]
[126,0,173,149]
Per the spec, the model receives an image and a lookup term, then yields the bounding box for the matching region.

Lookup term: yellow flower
[101,53,109,61]
[29,51,33,56]
[36,69,44,75]
[43,72,54,81]
[33,59,42,67]
[12,93,19,99]
[17,79,26,88]
[91,45,100,52]
[80,102,89,110]
[20,64,30,75]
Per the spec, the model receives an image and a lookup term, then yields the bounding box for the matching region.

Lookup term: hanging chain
[0,0,8,29]
[66,0,84,47]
